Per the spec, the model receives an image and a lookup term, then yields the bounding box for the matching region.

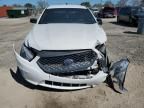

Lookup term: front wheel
[117,16,120,23]
[129,17,135,26]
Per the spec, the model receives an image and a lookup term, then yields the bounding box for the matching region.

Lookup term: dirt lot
[0,17,144,108]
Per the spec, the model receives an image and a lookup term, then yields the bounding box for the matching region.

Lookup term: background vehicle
[90,7,99,16]
[117,6,144,26]
[100,7,117,18]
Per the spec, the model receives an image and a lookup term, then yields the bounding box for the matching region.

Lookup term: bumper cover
[14,48,108,90]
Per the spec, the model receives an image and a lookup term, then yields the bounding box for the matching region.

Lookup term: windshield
[39,8,96,24]
[138,7,144,12]
[132,7,144,15]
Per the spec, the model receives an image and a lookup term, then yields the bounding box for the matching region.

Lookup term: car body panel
[14,47,108,90]
[118,6,144,25]
[100,7,117,18]
[14,5,109,90]
[25,23,107,51]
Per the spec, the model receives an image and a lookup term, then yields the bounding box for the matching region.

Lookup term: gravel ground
[0,17,144,108]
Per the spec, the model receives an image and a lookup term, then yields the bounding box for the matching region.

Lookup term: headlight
[20,44,35,61]
[95,44,106,55]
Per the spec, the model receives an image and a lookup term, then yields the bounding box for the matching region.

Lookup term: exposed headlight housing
[20,44,35,61]
[95,44,106,55]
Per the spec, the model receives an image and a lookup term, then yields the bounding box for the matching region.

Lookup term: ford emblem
[64,59,74,66]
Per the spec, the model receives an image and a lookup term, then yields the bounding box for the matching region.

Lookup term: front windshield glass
[39,8,96,24]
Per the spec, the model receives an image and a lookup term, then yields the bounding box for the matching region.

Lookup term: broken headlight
[95,44,106,55]
[20,44,35,61]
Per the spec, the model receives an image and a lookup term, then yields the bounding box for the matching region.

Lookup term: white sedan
[14,5,129,93]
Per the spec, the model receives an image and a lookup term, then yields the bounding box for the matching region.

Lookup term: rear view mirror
[30,18,37,24]
[97,18,103,25]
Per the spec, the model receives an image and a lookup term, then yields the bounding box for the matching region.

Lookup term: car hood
[25,24,107,50]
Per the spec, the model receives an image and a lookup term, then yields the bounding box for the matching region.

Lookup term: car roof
[47,5,87,9]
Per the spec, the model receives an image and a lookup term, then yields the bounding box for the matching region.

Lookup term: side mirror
[30,18,37,24]
[97,18,103,25]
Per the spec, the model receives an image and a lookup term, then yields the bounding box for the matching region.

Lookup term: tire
[129,17,134,26]
[117,16,120,23]
[113,15,116,18]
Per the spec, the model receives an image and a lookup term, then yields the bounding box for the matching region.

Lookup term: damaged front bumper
[13,45,130,92]
[14,47,108,90]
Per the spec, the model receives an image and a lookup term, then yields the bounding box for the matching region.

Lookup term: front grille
[37,50,97,74]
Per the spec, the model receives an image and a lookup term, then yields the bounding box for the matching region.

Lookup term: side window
[125,8,131,15]
[120,7,130,15]
[119,8,125,14]
[131,7,139,15]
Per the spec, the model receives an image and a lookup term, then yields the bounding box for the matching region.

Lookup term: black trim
[63,83,71,87]
[37,49,94,57]
[45,80,52,85]
[45,80,87,87]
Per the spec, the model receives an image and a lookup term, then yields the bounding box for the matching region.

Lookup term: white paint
[14,5,108,90]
